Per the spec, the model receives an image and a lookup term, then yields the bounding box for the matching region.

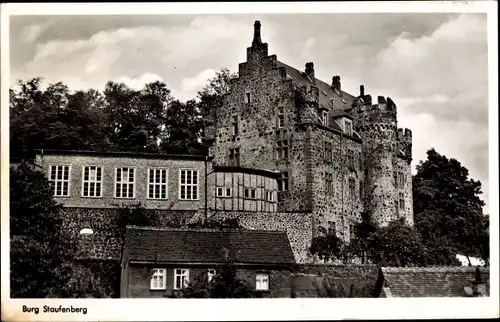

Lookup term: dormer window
[345,119,353,136]
[322,111,328,126]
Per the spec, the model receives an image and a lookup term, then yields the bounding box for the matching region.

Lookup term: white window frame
[244,187,257,200]
[49,164,71,197]
[256,273,269,291]
[179,169,199,200]
[114,167,136,199]
[278,171,289,192]
[150,268,167,290]
[322,111,329,126]
[207,269,217,282]
[245,91,251,104]
[81,165,103,198]
[265,190,275,202]
[174,268,190,290]
[345,119,353,136]
[276,139,289,161]
[147,168,169,200]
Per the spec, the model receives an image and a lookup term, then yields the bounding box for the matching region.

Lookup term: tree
[413,148,489,264]
[309,233,344,263]
[366,217,428,267]
[344,212,379,263]
[172,259,255,298]
[10,162,75,297]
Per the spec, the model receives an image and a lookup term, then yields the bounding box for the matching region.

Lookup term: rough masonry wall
[195,211,314,263]
[395,156,414,226]
[309,126,364,241]
[212,45,313,212]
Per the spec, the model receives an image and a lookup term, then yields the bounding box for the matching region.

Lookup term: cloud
[179,68,216,101]
[113,73,164,90]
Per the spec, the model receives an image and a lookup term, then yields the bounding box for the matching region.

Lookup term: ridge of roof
[381,266,489,273]
[125,225,287,234]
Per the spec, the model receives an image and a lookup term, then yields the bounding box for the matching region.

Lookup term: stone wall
[197,210,314,263]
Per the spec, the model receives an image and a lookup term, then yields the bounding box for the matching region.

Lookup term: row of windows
[49,166,199,200]
[326,221,356,240]
[150,268,269,291]
[324,174,358,198]
[216,187,276,202]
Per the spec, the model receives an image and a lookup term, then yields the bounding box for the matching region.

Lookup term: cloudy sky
[9,12,490,213]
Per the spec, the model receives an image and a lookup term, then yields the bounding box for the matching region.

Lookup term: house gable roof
[378,266,490,297]
[124,226,296,266]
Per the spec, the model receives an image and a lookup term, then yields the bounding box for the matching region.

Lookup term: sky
[8,12,490,213]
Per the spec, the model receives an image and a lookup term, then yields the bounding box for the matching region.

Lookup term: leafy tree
[172,259,255,298]
[366,217,428,267]
[413,148,489,264]
[344,212,379,263]
[10,162,75,297]
[114,203,162,240]
[309,233,344,263]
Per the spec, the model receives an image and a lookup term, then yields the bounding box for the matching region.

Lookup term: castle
[30,21,413,264]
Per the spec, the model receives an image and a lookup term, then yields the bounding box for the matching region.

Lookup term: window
[399,192,405,210]
[115,167,135,198]
[350,224,356,240]
[150,269,166,290]
[325,173,333,194]
[322,111,329,126]
[265,190,275,202]
[50,165,71,197]
[148,168,168,199]
[327,221,336,236]
[345,120,353,136]
[244,188,257,199]
[277,107,285,128]
[82,166,102,198]
[276,140,289,161]
[174,269,189,290]
[324,142,333,162]
[217,187,232,197]
[207,269,217,282]
[229,148,240,167]
[232,115,239,136]
[347,149,355,168]
[349,179,356,198]
[256,273,269,291]
[179,170,198,200]
[245,91,251,104]
[278,171,289,192]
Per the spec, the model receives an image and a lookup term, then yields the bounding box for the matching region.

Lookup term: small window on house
[325,173,333,195]
[278,171,289,192]
[347,149,355,168]
[322,111,328,126]
[226,188,232,197]
[276,140,289,161]
[345,120,353,136]
[50,165,71,197]
[256,273,269,291]
[150,268,167,290]
[244,188,257,199]
[228,148,240,167]
[174,269,189,290]
[207,269,217,282]
[327,221,336,236]
[277,107,285,128]
[82,166,102,198]
[265,190,275,202]
[231,115,239,136]
[399,192,405,210]
[245,92,251,104]
[115,167,135,198]
[148,168,168,199]
[217,187,224,197]
[179,170,198,200]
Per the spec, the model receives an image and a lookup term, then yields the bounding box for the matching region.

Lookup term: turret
[397,128,413,159]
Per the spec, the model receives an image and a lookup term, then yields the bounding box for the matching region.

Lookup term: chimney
[252,20,262,46]
[332,76,341,91]
[305,62,315,82]
[472,267,487,296]
[360,85,365,97]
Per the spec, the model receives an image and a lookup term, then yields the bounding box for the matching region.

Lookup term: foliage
[344,212,379,264]
[114,203,162,239]
[412,148,489,264]
[187,217,243,229]
[309,233,344,263]
[10,162,75,298]
[171,259,255,298]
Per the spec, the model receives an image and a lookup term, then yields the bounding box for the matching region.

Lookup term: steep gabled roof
[377,266,490,297]
[124,226,296,266]
[276,61,357,111]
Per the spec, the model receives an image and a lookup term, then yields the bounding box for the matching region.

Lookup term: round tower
[355,91,399,226]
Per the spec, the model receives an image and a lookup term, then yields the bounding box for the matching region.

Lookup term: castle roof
[123,226,296,266]
[275,61,357,113]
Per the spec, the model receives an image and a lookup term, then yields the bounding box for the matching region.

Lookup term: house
[120,226,296,298]
[374,266,490,297]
